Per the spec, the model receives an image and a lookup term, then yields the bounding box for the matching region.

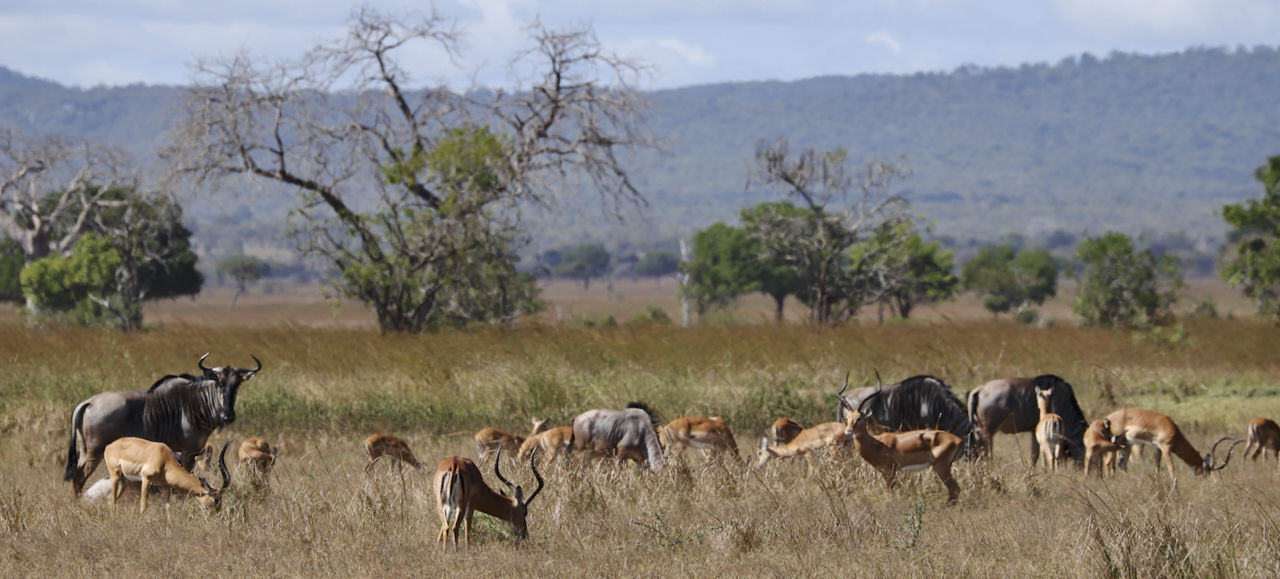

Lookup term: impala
[1083,419,1128,478]
[475,417,549,464]
[770,417,804,446]
[239,437,278,489]
[103,437,231,513]
[435,447,544,549]
[1103,408,1241,477]
[517,426,573,464]
[754,421,850,476]
[1034,386,1067,471]
[1244,417,1280,463]
[660,416,740,464]
[842,391,962,504]
[363,434,423,474]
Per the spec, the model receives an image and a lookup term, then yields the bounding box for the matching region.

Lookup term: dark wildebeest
[571,402,666,470]
[836,373,974,454]
[967,375,1089,465]
[64,353,261,496]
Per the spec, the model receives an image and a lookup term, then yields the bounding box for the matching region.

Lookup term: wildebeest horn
[525,448,545,506]
[198,352,212,373]
[874,369,882,388]
[217,439,233,493]
[493,447,514,492]
[250,355,262,373]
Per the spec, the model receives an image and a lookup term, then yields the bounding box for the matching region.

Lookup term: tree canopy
[1220,154,1280,318]
[1072,232,1183,328]
[961,245,1058,318]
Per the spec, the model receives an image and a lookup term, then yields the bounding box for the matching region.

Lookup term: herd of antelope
[64,355,1280,549]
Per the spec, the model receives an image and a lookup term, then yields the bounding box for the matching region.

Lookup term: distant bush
[627,306,672,326]
[576,314,617,328]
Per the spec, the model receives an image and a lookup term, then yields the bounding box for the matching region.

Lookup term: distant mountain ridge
[3,46,1279,247]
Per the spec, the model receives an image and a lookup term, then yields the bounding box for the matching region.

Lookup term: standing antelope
[770,418,804,446]
[239,437,279,490]
[1103,408,1241,477]
[435,448,544,549]
[754,421,851,476]
[1034,386,1066,471]
[517,426,574,464]
[1083,419,1128,478]
[660,417,740,464]
[474,417,549,464]
[363,434,423,474]
[104,438,232,513]
[1244,417,1280,463]
[841,386,962,504]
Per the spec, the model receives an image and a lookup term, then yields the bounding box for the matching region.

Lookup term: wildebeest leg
[75,454,102,497]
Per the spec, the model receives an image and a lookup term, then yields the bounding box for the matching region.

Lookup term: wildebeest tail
[966,388,982,448]
[64,402,89,482]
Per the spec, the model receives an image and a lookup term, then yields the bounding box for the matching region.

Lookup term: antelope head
[493,447,544,540]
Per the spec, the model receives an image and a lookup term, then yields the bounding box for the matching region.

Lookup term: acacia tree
[164,9,654,332]
[1072,232,1183,328]
[1221,154,1280,318]
[746,137,910,325]
[960,245,1057,319]
[851,223,958,320]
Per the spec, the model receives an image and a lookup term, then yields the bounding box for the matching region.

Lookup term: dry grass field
[1,286,1278,577]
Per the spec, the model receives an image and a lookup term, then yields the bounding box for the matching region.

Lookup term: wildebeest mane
[148,374,207,393]
[1033,374,1089,460]
[626,402,659,427]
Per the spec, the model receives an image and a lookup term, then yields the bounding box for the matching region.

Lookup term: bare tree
[163,8,656,332]
[0,129,128,308]
[747,137,910,325]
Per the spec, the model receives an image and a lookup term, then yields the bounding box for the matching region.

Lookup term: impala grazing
[65,353,261,496]
[754,421,851,476]
[363,434,423,474]
[1244,417,1280,463]
[239,437,279,489]
[1034,386,1067,471]
[842,378,962,504]
[517,426,574,464]
[1102,408,1241,477]
[104,437,232,513]
[475,417,549,465]
[660,416,740,464]
[434,448,544,549]
[770,418,804,446]
[1083,419,1128,478]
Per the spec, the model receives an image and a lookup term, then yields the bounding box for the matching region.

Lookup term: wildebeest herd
[64,355,1271,548]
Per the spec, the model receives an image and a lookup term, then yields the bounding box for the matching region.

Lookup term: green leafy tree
[1072,232,1183,328]
[634,250,679,277]
[0,237,22,303]
[740,202,804,321]
[20,233,120,325]
[961,245,1058,318]
[1220,154,1280,318]
[218,254,270,312]
[554,243,611,290]
[852,224,959,319]
[680,223,758,316]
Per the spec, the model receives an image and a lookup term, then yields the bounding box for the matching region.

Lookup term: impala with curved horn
[841,373,963,504]
[836,371,973,454]
[64,353,261,496]
[1103,408,1242,477]
[434,447,545,549]
[104,438,232,513]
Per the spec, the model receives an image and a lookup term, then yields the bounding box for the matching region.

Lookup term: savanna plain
[2,282,1280,578]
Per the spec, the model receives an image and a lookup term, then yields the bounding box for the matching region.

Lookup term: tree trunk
[772,294,785,323]
[227,284,245,312]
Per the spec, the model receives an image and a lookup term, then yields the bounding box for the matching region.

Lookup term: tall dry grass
[1,318,1279,577]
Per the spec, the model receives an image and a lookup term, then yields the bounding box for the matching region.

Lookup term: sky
[1,0,1278,90]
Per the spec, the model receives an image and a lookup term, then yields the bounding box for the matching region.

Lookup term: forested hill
[3,46,1280,246]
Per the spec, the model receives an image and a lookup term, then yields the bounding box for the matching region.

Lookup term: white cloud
[865,31,902,54]
[1054,0,1279,35]
[655,38,717,68]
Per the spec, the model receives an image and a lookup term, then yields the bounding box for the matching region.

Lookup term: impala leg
[139,478,151,514]
[1029,435,1041,469]
[934,463,960,504]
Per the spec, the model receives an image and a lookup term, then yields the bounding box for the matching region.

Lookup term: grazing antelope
[435,448,544,549]
[754,422,851,476]
[660,416,740,464]
[1083,419,1129,478]
[841,387,962,504]
[1244,418,1280,463]
[1034,386,1067,471]
[363,434,423,474]
[239,437,279,489]
[1103,408,1242,477]
[517,426,574,464]
[474,417,549,465]
[103,438,232,513]
[771,417,804,446]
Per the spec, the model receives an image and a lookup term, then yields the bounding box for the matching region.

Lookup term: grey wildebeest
[836,373,974,455]
[571,403,666,470]
[967,375,1088,464]
[64,353,261,496]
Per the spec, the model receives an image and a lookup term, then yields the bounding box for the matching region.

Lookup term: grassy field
[1,304,1279,576]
